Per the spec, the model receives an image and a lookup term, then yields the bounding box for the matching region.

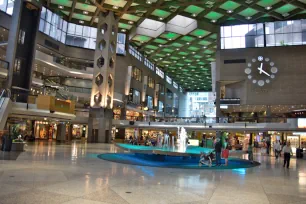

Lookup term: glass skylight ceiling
[46,0,306,91]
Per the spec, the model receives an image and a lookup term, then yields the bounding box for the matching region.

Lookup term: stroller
[199,151,215,167]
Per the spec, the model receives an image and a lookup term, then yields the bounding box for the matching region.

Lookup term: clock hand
[259,68,270,77]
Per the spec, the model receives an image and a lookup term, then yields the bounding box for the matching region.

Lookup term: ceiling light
[113,5,119,9]
[169,38,172,41]
[176,48,179,51]
[79,20,84,24]
[58,5,64,9]
[198,36,202,38]
[128,21,134,24]
[246,16,252,20]
[159,44,163,47]
[121,29,126,32]
[192,52,195,54]
[83,11,88,15]
[186,42,190,45]
[146,1,152,4]
[192,13,197,17]
[167,53,170,56]
[211,19,216,23]
[203,46,207,49]
[159,58,162,60]
[159,17,163,20]
[265,6,272,10]
[227,10,233,14]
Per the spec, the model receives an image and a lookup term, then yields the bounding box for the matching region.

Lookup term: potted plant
[11,125,26,152]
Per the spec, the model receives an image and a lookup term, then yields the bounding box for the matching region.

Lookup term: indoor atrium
[0,0,306,203]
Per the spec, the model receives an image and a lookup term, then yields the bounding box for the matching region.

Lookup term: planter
[11,142,26,151]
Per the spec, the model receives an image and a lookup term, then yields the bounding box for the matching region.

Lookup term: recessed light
[227,10,233,14]
[79,20,84,24]
[192,13,197,17]
[211,19,216,23]
[203,46,207,49]
[246,16,252,20]
[121,29,126,32]
[113,5,119,9]
[265,6,272,10]
[128,21,134,24]
[58,5,64,9]
[83,11,88,15]
[159,17,163,20]
[186,42,190,45]
[146,1,152,4]
[176,48,179,51]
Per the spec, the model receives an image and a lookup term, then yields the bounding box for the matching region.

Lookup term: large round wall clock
[244,56,278,87]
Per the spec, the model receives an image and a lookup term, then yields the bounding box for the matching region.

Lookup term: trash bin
[296,148,303,158]
[1,135,12,152]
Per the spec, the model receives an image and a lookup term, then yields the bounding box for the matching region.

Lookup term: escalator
[0,89,12,130]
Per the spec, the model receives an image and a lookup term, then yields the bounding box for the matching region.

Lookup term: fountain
[178,127,187,152]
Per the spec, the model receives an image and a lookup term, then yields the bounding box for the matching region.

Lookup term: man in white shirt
[282,142,293,168]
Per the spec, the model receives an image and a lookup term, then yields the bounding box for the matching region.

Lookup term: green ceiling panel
[162,48,174,53]
[239,8,258,17]
[274,4,296,14]
[190,29,210,37]
[188,46,200,51]
[194,55,202,59]
[204,50,214,54]
[257,0,280,7]
[153,38,168,44]
[72,13,91,21]
[118,23,132,29]
[170,57,180,60]
[132,35,152,42]
[121,14,140,21]
[181,36,195,42]
[152,9,171,18]
[145,45,158,50]
[160,32,180,40]
[209,34,217,39]
[51,0,73,7]
[178,52,188,56]
[171,42,184,47]
[198,40,211,46]
[205,11,223,20]
[184,5,205,14]
[105,0,127,7]
[61,11,69,16]
[75,3,96,12]
[219,1,240,11]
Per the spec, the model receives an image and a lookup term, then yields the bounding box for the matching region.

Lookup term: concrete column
[67,124,73,141]
[56,123,66,142]
[215,81,222,122]
[6,0,41,102]
[88,11,119,143]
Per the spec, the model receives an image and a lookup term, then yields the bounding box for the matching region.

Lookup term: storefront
[126,110,141,121]
[34,121,57,140]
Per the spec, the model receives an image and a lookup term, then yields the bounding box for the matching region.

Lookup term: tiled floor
[0,141,306,204]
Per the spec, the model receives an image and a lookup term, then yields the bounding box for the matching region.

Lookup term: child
[222,145,230,166]
[199,151,214,167]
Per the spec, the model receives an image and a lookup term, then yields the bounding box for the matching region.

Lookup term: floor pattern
[0,141,305,204]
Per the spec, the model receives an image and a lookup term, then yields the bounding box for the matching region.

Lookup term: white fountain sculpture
[178,127,188,152]
[163,133,170,148]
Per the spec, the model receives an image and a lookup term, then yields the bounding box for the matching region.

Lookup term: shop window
[148,76,154,89]
[132,67,142,82]
[158,101,164,112]
[156,67,164,79]
[147,96,153,109]
[13,58,21,74]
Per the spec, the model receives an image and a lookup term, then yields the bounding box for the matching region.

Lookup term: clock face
[245,56,278,87]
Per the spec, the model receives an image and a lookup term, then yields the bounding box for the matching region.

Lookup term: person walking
[214,138,222,166]
[274,140,281,159]
[282,142,293,169]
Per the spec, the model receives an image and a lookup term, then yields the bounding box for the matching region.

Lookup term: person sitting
[199,151,214,167]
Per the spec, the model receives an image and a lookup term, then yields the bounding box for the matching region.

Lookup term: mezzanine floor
[0,141,306,204]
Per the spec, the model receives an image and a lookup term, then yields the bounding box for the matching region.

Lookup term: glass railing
[53,56,93,71]
[118,116,288,123]
[65,86,91,94]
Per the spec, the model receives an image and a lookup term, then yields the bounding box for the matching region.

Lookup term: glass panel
[256,23,264,35]
[224,37,232,49]
[90,27,97,38]
[266,34,275,47]
[89,38,96,49]
[84,37,90,48]
[62,21,68,32]
[292,20,301,33]
[83,26,90,37]
[302,20,306,32]
[265,22,274,35]
[275,34,284,46]
[75,24,83,36]
[6,0,13,15]
[41,7,46,19]
[44,22,50,35]
[68,23,76,34]
[247,24,257,36]
[292,33,302,45]
[39,19,45,32]
[255,35,264,47]
[61,32,66,44]
[223,26,231,37]
[275,21,285,33]
[283,33,293,45]
[220,27,224,38]
[46,9,52,22]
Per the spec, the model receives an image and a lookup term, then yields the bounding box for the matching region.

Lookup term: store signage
[298,118,306,128]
